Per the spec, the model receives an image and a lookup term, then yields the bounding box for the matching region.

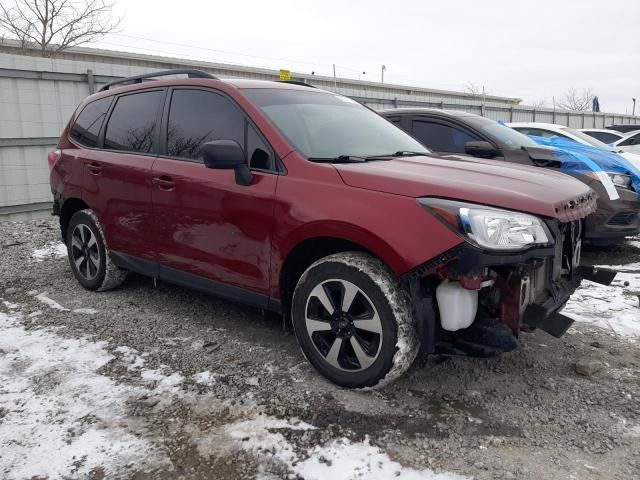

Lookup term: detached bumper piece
[521,265,616,337]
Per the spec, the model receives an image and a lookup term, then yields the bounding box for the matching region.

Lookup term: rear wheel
[66,209,127,291]
[292,252,418,388]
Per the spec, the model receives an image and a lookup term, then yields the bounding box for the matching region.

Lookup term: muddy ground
[1,218,639,480]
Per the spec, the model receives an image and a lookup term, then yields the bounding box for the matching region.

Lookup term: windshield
[468,117,539,148]
[242,88,430,159]
[561,127,615,151]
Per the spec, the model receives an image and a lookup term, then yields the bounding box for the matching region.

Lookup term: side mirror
[202,140,253,186]
[464,140,500,159]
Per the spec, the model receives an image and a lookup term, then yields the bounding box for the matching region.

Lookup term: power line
[109,33,337,70]
[94,34,495,94]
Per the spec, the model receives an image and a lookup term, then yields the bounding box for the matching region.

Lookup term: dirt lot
[1,218,639,480]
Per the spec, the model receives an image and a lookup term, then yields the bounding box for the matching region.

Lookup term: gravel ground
[1,217,639,480]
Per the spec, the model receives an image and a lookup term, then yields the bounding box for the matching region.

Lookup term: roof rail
[277,80,316,88]
[99,69,218,92]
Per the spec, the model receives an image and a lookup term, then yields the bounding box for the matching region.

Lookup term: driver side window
[411,120,480,153]
[166,89,275,171]
[167,89,245,161]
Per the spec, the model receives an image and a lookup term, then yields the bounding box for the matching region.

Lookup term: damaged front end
[406,196,616,356]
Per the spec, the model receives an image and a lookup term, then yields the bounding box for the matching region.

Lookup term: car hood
[334,155,596,221]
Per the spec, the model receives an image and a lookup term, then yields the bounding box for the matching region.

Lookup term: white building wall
[1,44,639,213]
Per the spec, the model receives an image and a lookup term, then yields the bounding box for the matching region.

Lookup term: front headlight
[585,171,632,190]
[610,173,631,189]
[419,198,553,251]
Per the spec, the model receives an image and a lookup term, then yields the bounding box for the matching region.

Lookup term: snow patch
[32,242,67,261]
[565,263,640,338]
[220,414,465,480]
[2,299,20,310]
[115,346,146,370]
[141,368,184,394]
[34,292,68,311]
[298,438,467,480]
[73,307,98,315]
[0,312,168,479]
[192,370,220,386]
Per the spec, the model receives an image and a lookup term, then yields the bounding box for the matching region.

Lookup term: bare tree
[0,0,120,57]
[530,99,547,108]
[557,88,595,111]
[464,82,483,96]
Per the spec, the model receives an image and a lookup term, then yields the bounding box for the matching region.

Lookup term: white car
[579,128,626,145]
[507,122,640,170]
[611,130,640,154]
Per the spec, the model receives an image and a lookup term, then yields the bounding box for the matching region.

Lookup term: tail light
[48,149,61,170]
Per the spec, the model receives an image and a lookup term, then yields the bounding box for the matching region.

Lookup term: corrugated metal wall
[1,45,639,214]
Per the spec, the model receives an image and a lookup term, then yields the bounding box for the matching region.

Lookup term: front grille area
[607,211,639,226]
[553,191,598,222]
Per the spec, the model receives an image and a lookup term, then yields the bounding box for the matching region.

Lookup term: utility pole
[332,64,337,92]
[381,64,386,84]
[633,98,637,116]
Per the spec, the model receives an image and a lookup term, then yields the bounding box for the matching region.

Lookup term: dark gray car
[381,108,640,246]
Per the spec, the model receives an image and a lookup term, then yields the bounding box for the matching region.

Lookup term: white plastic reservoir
[436,279,478,331]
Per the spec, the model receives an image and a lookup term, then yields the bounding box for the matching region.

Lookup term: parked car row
[581,127,640,154]
[381,110,640,246]
[50,71,617,388]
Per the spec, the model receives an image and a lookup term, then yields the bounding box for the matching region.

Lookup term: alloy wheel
[70,224,100,281]
[304,279,383,371]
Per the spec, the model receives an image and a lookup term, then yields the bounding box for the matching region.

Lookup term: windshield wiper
[308,155,367,163]
[365,151,428,160]
[393,150,428,156]
[309,151,428,164]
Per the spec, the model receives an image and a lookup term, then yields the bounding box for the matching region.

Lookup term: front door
[151,88,278,296]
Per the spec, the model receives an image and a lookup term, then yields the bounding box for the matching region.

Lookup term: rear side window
[104,91,163,153]
[619,132,640,146]
[167,89,245,160]
[514,128,556,139]
[412,120,480,153]
[69,97,112,148]
[588,131,621,144]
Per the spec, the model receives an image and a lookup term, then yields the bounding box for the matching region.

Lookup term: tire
[291,251,418,389]
[66,209,127,291]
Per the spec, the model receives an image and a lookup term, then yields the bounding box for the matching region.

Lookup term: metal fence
[1,44,639,214]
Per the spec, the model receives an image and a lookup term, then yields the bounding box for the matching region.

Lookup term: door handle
[152,176,176,190]
[85,161,102,175]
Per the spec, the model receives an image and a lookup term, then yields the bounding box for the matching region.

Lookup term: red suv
[50,70,610,388]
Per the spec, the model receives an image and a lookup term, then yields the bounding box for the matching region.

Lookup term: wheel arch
[59,197,91,242]
[277,223,410,315]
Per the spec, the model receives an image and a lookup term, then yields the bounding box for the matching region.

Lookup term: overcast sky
[90,0,639,114]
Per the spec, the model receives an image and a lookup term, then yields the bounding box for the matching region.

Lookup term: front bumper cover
[404,234,617,353]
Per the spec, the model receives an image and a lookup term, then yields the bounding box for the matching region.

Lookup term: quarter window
[412,120,480,153]
[104,91,163,153]
[247,123,273,170]
[69,97,112,148]
[167,89,245,161]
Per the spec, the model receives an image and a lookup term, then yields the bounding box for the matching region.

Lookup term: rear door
[151,87,278,298]
[83,89,165,266]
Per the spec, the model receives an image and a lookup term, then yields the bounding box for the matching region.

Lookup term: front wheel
[292,252,418,388]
